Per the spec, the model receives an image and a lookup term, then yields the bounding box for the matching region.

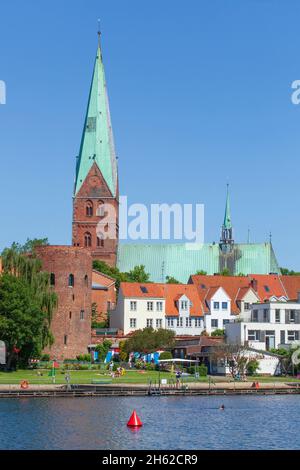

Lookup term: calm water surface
[0,395,299,450]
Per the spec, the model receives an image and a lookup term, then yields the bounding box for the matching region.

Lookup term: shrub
[199,364,208,377]
[40,354,50,362]
[76,354,91,362]
[247,359,260,376]
[159,351,173,360]
[211,329,225,337]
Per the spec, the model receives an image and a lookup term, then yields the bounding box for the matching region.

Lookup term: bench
[91,379,112,384]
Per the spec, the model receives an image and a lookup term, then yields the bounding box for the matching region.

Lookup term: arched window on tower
[97,200,105,217]
[84,274,89,287]
[86,200,93,217]
[84,232,92,247]
[97,234,104,248]
[68,273,74,287]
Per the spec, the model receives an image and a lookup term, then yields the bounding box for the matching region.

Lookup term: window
[97,235,104,248]
[263,309,269,321]
[181,300,188,310]
[64,335,68,345]
[195,318,202,327]
[275,309,281,323]
[288,331,299,341]
[80,310,84,320]
[213,302,220,310]
[156,301,163,311]
[244,303,250,311]
[223,319,230,326]
[86,201,93,217]
[97,201,105,217]
[84,275,88,287]
[50,273,55,286]
[130,318,137,328]
[289,311,296,323]
[252,310,258,322]
[140,286,148,294]
[167,318,174,328]
[68,274,74,287]
[222,302,228,310]
[177,317,183,327]
[130,301,137,311]
[156,319,162,328]
[147,301,153,311]
[84,232,92,247]
[211,319,218,328]
[69,311,72,319]
[248,330,260,341]
[264,285,270,292]
[146,319,153,328]
[186,318,192,327]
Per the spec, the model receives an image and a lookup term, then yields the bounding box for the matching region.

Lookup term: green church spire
[223,183,232,230]
[74,32,118,196]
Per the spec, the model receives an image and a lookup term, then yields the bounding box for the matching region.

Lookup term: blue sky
[0,0,299,269]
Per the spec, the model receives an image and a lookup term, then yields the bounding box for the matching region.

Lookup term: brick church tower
[72,33,119,267]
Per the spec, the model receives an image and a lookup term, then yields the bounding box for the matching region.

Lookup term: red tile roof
[120,282,204,317]
[279,276,300,300]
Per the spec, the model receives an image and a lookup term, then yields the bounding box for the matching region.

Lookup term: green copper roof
[75,40,117,196]
[117,242,280,283]
[223,184,232,229]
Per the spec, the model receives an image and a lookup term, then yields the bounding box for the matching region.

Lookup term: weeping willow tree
[1,243,57,366]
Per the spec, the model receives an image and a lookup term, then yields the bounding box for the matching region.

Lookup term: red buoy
[127,410,143,427]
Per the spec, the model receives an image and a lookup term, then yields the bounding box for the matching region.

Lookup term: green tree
[1,244,57,368]
[211,329,225,337]
[125,265,150,283]
[0,274,54,368]
[280,267,300,276]
[125,327,175,354]
[195,270,207,275]
[159,351,173,360]
[93,260,127,292]
[166,276,180,284]
[119,340,128,362]
[95,339,112,362]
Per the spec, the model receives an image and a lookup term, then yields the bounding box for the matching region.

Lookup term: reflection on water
[0,395,299,450]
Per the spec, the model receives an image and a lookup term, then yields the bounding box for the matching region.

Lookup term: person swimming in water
[220,404,225,410]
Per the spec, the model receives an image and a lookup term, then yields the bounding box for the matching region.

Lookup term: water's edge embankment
[0,382,300,397]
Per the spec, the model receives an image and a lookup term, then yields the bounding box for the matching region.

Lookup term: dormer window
[180,300,188,310]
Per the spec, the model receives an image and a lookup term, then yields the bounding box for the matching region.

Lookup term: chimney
[250,278,258,292]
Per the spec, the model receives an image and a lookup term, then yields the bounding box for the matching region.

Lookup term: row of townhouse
[110,274,300,351]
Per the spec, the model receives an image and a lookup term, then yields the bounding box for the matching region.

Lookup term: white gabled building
[198,286,234,334]
[226,296,300,351]
[110,282,205,336]
[110,283,165,335]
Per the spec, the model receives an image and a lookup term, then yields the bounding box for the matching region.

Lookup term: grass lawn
[0,369,299,385]
[0,369,177,385]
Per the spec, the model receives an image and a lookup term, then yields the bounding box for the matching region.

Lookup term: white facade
[205,287,236,334]
[110,291,166,335]
[226,300,300,351]
[165,294,204,336]
[212,348,280,376]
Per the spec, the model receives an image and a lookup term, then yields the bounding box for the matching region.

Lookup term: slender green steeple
[220,184,234,251]
[74,32,118,196]
[223,183,232,229]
